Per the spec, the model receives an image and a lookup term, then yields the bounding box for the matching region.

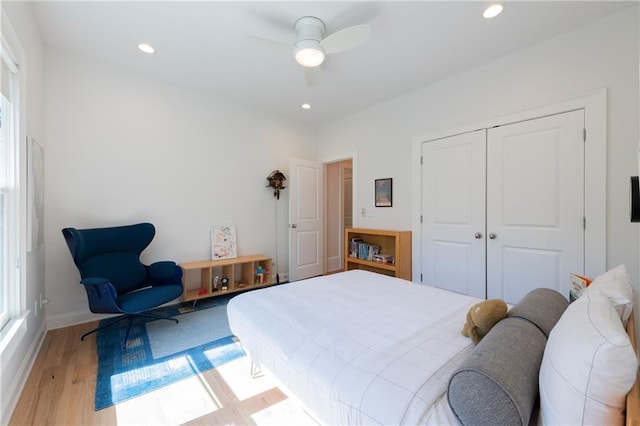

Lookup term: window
[0,43,19,330]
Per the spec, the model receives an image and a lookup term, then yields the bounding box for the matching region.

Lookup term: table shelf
[179,254,273,301]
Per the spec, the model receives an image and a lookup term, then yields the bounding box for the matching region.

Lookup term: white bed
[228,267,640,426]
[227,269,481,425]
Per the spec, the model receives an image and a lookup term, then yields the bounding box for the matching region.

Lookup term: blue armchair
[62,222,183,346]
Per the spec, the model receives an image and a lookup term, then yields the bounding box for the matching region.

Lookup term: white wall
[44,50,317,328]
[0,2,46,422]
[317,9,639,284]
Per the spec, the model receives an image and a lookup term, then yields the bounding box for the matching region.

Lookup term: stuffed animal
[461,299,508,344]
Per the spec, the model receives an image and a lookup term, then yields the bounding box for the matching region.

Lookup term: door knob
[291,224,297,228]
[474,232,483,239]
[489,233,497,239]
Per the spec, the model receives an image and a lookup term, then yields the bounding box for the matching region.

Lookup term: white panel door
[486,110,584,303]
[421,130,487,298]
[289,158,324,282]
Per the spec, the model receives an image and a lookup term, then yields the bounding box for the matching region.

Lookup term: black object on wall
[631,176,640,222]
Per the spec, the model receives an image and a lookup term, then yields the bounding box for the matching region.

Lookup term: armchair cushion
[80,277,121,313]
[117,284,183,313]
[148,261,180,283]
[84,252,147,294]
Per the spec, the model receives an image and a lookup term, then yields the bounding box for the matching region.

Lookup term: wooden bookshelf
[344,228,412,280]
[179,254,273,302]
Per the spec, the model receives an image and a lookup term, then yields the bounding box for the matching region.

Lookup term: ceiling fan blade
[321,24,370,54]
[244,35,291,52]
[304,66,322,86]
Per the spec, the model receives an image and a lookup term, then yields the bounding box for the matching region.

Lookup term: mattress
[227,269,482,425]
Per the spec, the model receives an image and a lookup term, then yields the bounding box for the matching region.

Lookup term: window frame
[0,38,21,331]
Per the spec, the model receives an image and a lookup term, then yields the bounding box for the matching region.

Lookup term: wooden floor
[9,321,318,426]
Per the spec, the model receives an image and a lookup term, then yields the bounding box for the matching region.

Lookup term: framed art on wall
[211,224,237,260]
[375,178,393,207]
[28,137,45,251]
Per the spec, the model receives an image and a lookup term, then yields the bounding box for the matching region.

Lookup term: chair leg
[251,360,263,378]
[81,315,128,341]
[136,312,179,324]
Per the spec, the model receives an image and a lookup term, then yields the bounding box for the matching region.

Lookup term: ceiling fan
[246,16,371,86]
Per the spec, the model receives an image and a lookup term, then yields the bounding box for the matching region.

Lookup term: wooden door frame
[320,152,359,274]
[411,89,606,283]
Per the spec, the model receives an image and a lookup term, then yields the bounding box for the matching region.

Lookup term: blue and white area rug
[95,295,245,410]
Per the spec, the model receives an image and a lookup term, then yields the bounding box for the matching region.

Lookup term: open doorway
[325,159,353,274]
[288,154,357,281]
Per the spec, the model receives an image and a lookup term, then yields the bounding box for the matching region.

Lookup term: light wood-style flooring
[9,321,317,426]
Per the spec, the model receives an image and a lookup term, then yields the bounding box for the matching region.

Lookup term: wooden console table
[179,254,273,302]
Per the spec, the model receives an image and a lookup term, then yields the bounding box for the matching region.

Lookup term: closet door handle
[489,233,497,239]
[291,224,297,228]
[474,232,483,239]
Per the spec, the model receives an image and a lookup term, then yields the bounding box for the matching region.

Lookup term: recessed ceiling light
[137,43,155,54]
[483,4,504,19]
[301,103,312,110]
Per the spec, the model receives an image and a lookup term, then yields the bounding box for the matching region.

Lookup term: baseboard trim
[47,309,111,330]
[2,319,46,424]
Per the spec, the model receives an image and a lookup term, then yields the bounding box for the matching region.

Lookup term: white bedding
[227,270,482,425]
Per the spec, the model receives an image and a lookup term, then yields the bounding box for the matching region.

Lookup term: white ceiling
[29,1,635,126]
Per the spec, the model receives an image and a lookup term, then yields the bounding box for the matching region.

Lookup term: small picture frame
[211,224,237,260]
[375,178,393,207]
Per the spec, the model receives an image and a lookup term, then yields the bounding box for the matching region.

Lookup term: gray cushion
[448,288,568,426]
[448,318,547,425]
[507,288,568,337]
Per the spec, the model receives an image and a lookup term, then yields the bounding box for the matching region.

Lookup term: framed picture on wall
[211,224,237,260]
[28,137,45,251]
[375,178,393,207]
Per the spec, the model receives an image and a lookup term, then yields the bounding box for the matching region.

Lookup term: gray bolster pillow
[507,288,568,337]
[448,288,568,426]
[448,318,546,425]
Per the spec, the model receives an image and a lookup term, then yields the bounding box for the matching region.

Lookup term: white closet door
[486,110,584,303]
[421,130,487,298]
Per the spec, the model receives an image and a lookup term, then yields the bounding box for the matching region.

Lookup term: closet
[420,110,585,304]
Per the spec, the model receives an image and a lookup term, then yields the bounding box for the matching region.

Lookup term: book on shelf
[569,273,592,302]
[349,237,381,261]
[350,237,364,258]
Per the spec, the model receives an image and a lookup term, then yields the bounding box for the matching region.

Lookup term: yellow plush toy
[461,299,508,344]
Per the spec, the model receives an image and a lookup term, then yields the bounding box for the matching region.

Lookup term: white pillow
[584,264,634,325]
[539,291,638,426]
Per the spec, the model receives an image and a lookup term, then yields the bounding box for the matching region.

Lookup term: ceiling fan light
[137,43,156,54]
[483,4,504,19]
[294,40,325,67]
[295,47,325,67]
